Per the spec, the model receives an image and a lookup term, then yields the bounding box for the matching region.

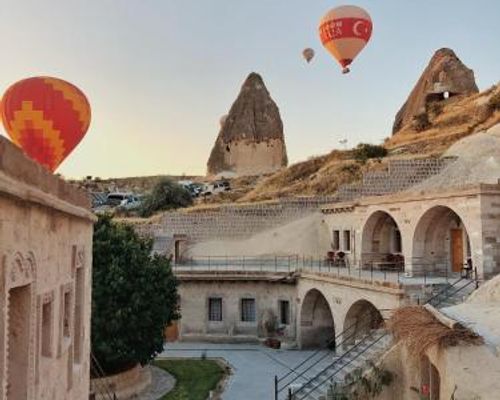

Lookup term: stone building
[207,72,288,177]
[0,136,95,400]
[322,182,500,280]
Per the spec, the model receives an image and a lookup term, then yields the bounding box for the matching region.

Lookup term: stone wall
[0,136,95,400]
[178,274,298,341]
[152,197,337,254]
[377,340,500,400]
[176,271,405,346]
[334,157,456,202]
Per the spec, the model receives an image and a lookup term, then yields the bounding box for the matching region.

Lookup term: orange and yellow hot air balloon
[319,5,373,74]
[0,76,91,172]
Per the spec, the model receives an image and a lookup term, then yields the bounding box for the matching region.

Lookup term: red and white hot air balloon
[318,5,373,74]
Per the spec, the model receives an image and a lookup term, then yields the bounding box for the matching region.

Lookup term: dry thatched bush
[388,306,483,356]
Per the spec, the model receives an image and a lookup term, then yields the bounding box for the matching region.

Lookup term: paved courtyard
[160,342,328,400]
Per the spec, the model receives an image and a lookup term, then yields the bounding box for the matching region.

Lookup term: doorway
[6,285,31,400]
[450,229,464,273]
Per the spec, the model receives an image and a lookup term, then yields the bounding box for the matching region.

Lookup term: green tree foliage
[92,215,179,374]
[139,178,193,217]
[353,143,388,163]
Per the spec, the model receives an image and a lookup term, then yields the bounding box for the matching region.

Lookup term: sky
[0,1,499,179]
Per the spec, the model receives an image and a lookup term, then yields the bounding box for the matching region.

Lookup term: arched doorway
[300,289,335,349]
[421,355,441,399]
[361,211,404,271]
[412,206,471,275]
[343,299,384,345]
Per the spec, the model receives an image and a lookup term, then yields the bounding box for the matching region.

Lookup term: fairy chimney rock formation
[207,72,288,177]
[392,48,479,134]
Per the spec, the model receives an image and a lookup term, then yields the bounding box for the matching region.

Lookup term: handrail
[276,318,375,396]
[294,332,388,400]
[277,317,367,384]
[428,279,476,308]
[286,272,480,400]
[90,352,118,400]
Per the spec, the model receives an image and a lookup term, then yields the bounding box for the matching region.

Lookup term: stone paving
[136,366,175,400]
[160,342,328,400]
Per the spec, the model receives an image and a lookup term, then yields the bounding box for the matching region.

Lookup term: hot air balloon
[0,76,91,172]
[302,48,315,63]
[318,5,372,73]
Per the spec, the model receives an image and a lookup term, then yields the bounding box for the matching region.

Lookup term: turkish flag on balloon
[0,77,91,172]
[319,5,373,73]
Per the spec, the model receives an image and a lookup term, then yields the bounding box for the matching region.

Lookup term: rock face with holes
[392,48,479,135]
[207,72,288,177]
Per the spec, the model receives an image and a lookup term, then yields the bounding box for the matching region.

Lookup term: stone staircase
[288,330,390,400]
[279,276,478,400]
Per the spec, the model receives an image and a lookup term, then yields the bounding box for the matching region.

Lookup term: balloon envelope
[0,76,91,172]
[318,5,372,73]
[302,48,315,63]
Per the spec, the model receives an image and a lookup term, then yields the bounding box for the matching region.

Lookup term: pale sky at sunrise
[0,0,499,178]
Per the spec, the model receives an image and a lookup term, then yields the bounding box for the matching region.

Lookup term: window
[208,298,222,322]
[279,300,290,325]
[63,290,71,338]
[241,298,256,322]
[332,230,340,251]
[343,230,351,252]
[42,299,54,357]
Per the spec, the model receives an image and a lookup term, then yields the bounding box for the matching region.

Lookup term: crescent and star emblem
[353,20,367,37]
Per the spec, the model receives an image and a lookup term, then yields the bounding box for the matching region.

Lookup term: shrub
[353,144,388,163]
[412,112,431,132]
[139,178,193,217]
[487,90,500,113]
[92,215,179,374]
[427,101,443,118]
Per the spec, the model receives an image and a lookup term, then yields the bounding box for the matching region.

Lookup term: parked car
[178,180,204,198]
[94,192,142,214]
[201,181,228,196]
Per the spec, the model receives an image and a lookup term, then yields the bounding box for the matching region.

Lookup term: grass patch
[154,359,225,400]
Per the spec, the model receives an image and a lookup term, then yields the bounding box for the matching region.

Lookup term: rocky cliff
[392,48,479,134]
[207,72,288,177]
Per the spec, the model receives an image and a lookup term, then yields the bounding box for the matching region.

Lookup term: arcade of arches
[299,289,384,350]
[324,195,485,277]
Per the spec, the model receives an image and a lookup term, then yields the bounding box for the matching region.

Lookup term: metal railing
[283,273,480,400]
[174,256,460,285]
[90,352,118,400]
[274,317,375,399]
[292,331,388,400]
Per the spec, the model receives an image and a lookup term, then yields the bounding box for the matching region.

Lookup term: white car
[201,182,227,196]
[94,192,142,213]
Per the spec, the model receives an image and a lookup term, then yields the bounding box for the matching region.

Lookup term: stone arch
[300,288,335,349]
[421,355,441,399]
[361,210,404,270]
[412,205,471,275]
[5,251,36,289]
[343,299,384,345]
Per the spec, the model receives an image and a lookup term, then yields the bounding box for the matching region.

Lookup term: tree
[92,215,179,374]
[353,143,388,163]
[139,178,193,217]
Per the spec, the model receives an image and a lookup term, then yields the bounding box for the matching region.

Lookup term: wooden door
[450,229,464,273]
